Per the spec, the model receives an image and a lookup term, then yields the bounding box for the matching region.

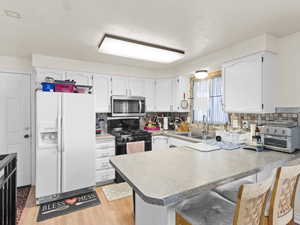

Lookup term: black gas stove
[108,118,152,183]
[111,129,151,144]
[111,129,152,154]
[111,129,152,183]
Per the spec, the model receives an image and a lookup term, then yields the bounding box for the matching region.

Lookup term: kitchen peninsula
[110,147,300,225]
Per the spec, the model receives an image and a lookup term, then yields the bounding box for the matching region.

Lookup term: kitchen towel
[126,141,145,154]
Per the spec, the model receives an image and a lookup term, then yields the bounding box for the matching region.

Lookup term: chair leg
[262,216,269,225]
[176,213,192,225]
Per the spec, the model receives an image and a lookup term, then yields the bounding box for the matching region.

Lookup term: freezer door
[61,93,96,193]
[36,92,61,198]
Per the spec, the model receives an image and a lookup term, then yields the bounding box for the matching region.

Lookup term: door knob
[24,134,30,139]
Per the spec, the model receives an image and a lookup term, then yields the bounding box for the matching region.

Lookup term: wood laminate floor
[19,186,134,225]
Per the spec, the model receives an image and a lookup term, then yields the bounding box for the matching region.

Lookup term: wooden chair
[264,164,300,225]
[213,177,254,203]
[176,173,275,225]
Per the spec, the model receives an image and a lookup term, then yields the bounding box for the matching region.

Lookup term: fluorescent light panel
[98,34,185,63]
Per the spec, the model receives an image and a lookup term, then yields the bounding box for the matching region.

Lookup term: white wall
[0,56,32,73]
[32,54,175,78]
[277,31,300,107]
[173,34,278,75]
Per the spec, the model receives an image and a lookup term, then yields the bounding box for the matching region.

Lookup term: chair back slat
[269,164,300,225]
[234,171,275,225]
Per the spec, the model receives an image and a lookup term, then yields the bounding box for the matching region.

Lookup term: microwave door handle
[139,100,142,113]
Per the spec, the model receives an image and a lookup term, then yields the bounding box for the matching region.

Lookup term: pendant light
[194,70,208,79]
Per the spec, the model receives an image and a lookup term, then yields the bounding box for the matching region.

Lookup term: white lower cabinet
[95,137,115,184]
[96,169,115,183]
[152,136,169,151]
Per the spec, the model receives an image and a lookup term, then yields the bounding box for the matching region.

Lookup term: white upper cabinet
[128,78,145,96]
[93,74,111,112]
[65,71,93,86]
[155,78,173,112]
[144,79,156,112]
[111,76,128,96]
[223,51,278,113]
[35,68,64,84]
[177,76,190,112]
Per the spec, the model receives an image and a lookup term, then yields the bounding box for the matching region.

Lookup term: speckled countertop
[110,148,300,206]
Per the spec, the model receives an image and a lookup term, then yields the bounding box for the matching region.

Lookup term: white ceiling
[1,0,300,69]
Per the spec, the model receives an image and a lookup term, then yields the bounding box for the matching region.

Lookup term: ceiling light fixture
[194,70,208,79]
[98,34,185,63]
[4,10,21,19]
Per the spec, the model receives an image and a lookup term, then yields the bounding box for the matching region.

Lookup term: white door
[0,72,31,187]
[128,78,145,96]
[65,71,92,85]
[155,79,172,112]
[223,54,263,113]
[35,92,61,198]
[93,74,111,112]
[145,79,156,112]
[62,93,95,193]
[111,76,128,95]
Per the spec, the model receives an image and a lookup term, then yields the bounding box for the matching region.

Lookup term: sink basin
[176,133,190,137]
[192,135,213,140]
[176,133,213,140]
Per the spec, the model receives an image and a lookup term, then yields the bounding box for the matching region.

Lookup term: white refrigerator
[36,91,95,201]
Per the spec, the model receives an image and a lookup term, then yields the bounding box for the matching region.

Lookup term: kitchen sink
[176,133,213,140]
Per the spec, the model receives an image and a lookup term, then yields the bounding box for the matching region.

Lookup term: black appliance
[107,117,152,183]
[0,153,17,225]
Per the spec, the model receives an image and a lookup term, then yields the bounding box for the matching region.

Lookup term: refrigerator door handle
[57,93,62,193]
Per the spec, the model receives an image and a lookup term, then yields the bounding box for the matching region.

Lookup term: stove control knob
[274,129,278,134]
[282,130,286,135]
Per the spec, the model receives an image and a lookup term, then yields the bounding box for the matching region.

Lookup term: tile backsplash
[229,113,300,128]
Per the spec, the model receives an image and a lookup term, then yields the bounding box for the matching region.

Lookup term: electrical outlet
[232,119,240,128]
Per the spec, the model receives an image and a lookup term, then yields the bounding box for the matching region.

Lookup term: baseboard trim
[294,212,300,224]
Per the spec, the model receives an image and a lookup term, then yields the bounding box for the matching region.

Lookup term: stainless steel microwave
[111,96,146,117]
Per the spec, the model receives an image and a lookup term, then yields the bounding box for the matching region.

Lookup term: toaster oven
[261,125,300,153]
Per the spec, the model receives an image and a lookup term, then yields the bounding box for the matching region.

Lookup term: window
[193,76,228,124]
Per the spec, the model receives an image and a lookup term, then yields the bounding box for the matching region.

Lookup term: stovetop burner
[111,129,150,136]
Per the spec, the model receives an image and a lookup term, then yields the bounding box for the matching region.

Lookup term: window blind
[193,76,228,124]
